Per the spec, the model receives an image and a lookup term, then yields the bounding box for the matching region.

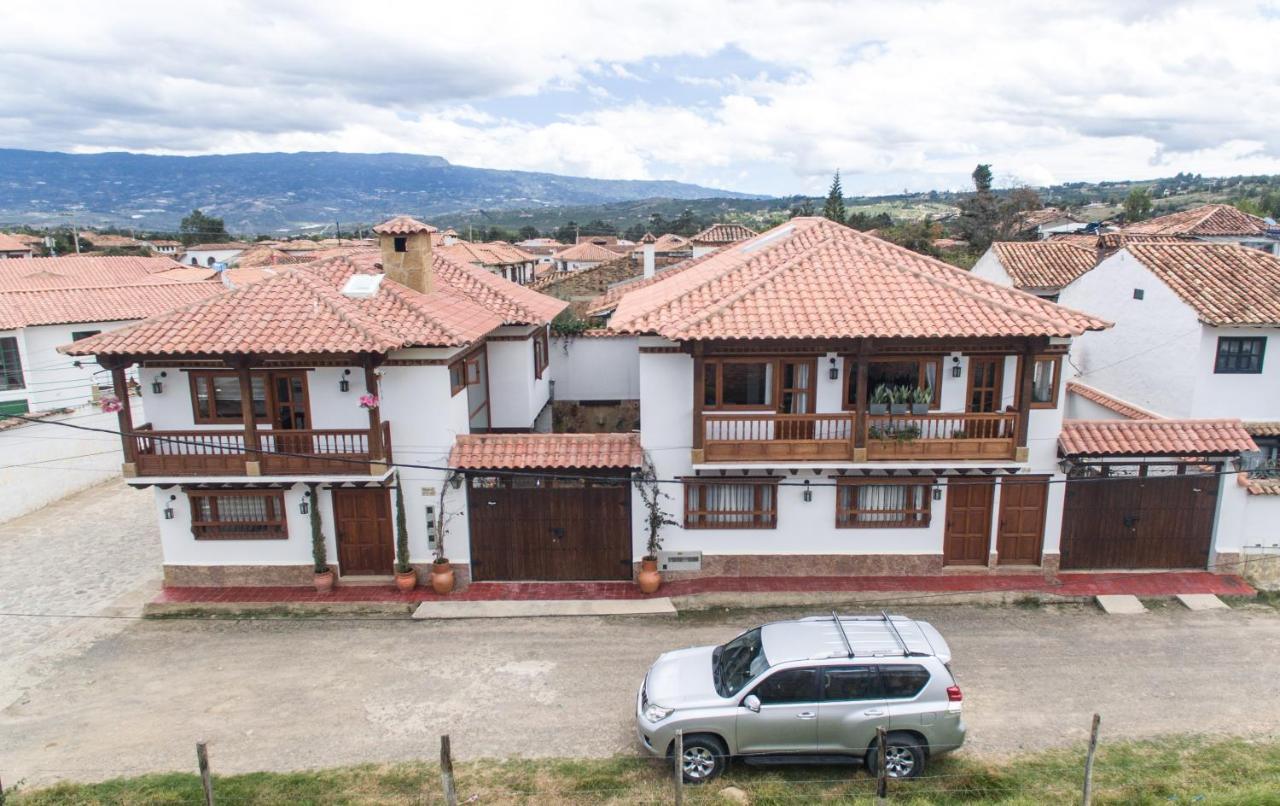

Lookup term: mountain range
[0,149,758,233]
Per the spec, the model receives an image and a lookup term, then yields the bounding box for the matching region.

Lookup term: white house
[185,242,250,267]
[1122,203,1278,255]
[439,240,539,285]
[689,223,757,258]
[552,241,619,273]
[971,241,1099,300]
[0,232,34,259]
[0,255,221,415]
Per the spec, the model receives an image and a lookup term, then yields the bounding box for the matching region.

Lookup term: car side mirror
[742,694,761,713]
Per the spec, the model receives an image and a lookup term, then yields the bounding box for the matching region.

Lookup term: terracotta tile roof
[449,432,642,469]
[440,241,535,266]
[555,241,619,263]
[640,232,656,244]
[153,267,220,282]
[186,242,251,251]
[0,233,33,252]
[147,239,183,248]
[1096,232,1190,249]
[608,217,1110,341]
[1059,419,1256,457]
[1016,207,1076,230]
[651,233,691,252]
[991,241,1099,290]
[1246,478,1280,496]
[1065,382,1160,420]
[690,223,758,244]
[585,253,708,316]
[222,266,280,288]
[1124,242,1280,326]
[1123,204,1269,237]
[372,216,437,236]
[0,282,225,329]
[233,245,312,268]
[1244,422,1280,437]
[79,232,143,249]
[1047,233,1101,247]
[0,255,187,291]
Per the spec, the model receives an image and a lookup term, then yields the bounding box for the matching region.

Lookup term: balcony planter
[911,403,930,415]
[638,557,662,594]
[869,384,892,415]
[911,387,931,415]
[430,559,455,594]
[890,403,909,415]
[869,403,889,415]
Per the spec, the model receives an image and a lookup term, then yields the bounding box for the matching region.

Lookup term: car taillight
[946,685,963,702]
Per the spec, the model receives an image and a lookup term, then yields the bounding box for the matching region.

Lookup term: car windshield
[712,627,769,697]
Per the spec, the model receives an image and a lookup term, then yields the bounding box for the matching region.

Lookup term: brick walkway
[153,570,1254,605]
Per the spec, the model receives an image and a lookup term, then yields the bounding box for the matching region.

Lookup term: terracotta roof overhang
[0,282,225,329]
[1123,204,1269,237]
[1244,422,1280,437]
[1065,381,1160,420]
[1123,242,1280,326]
[1059,419,1257,458]
[991,241,1099,290]
[449,433,643,470]
[373,216,437,235]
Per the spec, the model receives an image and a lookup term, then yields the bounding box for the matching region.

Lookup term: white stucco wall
[1,319,146,413]
[970,248,1013,288]
[1188,327,1279,420]
[486,326,552,428]
[1241,491,1280,551]
[1058,249,1203,417]
[552,335,640,401]
[184,248,242,267]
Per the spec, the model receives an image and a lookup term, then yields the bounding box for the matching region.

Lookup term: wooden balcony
[129,422,390,477]
[701,412,1019,463]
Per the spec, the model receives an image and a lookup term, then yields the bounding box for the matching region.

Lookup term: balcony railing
[129,423,389,477]
[702,411,1019,462]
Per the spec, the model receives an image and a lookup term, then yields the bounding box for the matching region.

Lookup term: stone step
[1176,593,1230,611]
[412,597,676,620]
[1095,594,1147,615]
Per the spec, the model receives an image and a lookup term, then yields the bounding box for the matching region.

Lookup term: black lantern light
[299,490,311,515]
[828,357,838,381]
[449,472,464,490]
[151,371,167,394]
[339,369,351,393]
[951,356,962,378]
[802,479,813,502]
[163,494,176,520]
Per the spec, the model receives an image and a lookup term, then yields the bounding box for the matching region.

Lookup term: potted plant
[869,384,892,415]
[890,385,911,415]
[634,455,677,594]
[430,472,461,594]
[895,424,922,443]
[308,483,335,593]
[392,475,417,592]
[911,387,931,415]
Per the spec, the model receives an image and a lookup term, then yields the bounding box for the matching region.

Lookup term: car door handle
[796,711,816,720]
[863,708,886,717]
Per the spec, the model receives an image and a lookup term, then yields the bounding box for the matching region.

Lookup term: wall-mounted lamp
[151,371,167,395]
[932,485,943,501]
[802,479,813,502]
[951,356,962,378]
[163,494,176,520]
[299,490,311,515]
[828,357,839,381]
[339,369,351,393]
[449,473,464,490]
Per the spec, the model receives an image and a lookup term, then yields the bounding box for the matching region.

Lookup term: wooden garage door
[1060,465,1219,570]
[467,472,633,581]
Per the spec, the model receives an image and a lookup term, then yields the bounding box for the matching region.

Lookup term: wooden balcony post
[364,357,386,472]
[1014,340,1037,461]
[237,360,261,476]
[109,362,137,475]
[691,343,705,464]
[853,341,870,461]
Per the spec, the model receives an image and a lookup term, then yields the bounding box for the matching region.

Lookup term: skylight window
[739,225,793,253]
[341,273,384,299]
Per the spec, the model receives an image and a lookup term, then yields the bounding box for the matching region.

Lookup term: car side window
[751,668,817,705]
[880,664,931,699]
[821,666,881,701]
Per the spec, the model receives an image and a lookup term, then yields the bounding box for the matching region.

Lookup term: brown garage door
[466,471,633,581]
[1060,464,1219,570]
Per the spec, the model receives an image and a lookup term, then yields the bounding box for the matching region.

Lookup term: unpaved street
[1,603,1278,786]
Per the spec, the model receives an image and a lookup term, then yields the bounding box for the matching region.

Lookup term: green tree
[517,225,540,241]
[790,199,816,218]
[822,171,847,223]
[956,164,1001,251]
[1123,188,1153,222]
[847,211,893,231]
[972,164,994,193]
[179,209,229,245]
[554,220,579,244]
[878,218,942,257]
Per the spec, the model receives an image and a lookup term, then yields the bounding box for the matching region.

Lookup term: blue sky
[3,0,1280,196]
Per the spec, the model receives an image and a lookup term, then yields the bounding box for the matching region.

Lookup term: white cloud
[2,0,1279,194]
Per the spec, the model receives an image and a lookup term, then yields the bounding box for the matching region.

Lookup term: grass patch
[12,736,1280,805]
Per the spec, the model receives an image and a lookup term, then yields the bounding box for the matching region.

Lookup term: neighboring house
[143,239,183,255]
[1015,207,1080,239]
[185,242,251,267]
[1122,203,1277,254]
[79,231,145,250]
[552,241,618,272]
[689,223,758,257]
[439,241,538,285]
[0,255,223,414]
[0,233,34,259]
[66,217,568,588]
[971,241,1100,300]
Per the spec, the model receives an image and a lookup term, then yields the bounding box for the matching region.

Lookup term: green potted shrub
[430,472,461,594]
[393,475,417,592]
[308,483,334,593]
[890,385,911,415]
[634,455,677,594]
[869,384,892,415]
[911,387,931,415]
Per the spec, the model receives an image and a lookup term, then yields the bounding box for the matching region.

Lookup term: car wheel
[674,735,727,784]
[866,732,926,780]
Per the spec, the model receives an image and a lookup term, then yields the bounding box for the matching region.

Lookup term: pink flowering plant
[358,393,380,410]
[99,395,123,413]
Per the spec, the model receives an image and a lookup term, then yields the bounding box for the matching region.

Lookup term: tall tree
[516,225,540,241]
[178,209,229,245]
[1123,188,1153,222]
[822,171,847,223]
[955,164,1001,251]
[972,164,994,193]
[790,199,816,218]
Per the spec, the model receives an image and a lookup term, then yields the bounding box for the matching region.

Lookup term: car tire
[673,734,727,784]
[866,732,926,780]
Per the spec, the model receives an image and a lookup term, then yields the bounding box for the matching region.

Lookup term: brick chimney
[373,216,437,294]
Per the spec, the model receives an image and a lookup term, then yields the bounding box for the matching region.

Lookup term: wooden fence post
[672,729,684,806]
[196,741,213,806]
[440,734,457,806]
[876,726,888,804]
[1082,713,1101,806]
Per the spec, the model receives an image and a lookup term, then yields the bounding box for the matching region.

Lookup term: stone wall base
[409,561,473,591]
[165,564,315,587]
[644,553,1061,580]
[1239,551,1280,590]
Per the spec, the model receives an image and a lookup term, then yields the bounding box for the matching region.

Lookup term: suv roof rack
[831,611,854,658]
[882,610,910,657]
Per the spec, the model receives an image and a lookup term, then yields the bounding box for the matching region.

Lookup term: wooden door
[271,371,311,454]
[777,359,816,440]
[333,487,394,575]
[944,479,994,565]
[996,476,1048,565]
[967,357,1003,413]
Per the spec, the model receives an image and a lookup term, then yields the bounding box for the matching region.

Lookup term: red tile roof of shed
[1123,204,1269,237]
[1059,419,1256,457]
[450,433,643,469]
[991,241,1099,290]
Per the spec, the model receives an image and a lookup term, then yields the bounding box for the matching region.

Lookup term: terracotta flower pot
[431,561,455,595]
[395,568,418,592]
[637,557,662,594]
[313,569,335,594]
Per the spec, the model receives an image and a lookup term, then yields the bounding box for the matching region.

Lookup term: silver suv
[636,613,965,782]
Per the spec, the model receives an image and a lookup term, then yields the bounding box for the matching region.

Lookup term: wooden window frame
[702,357,778,411]
[448,360,466,396]
[1214,336,1266,374]
[188,370,271,425]
[683,477,779,530]
[187,490,287,540]
[965,354,1005,413]
[842,356,943,411]
[1013,354,1063,410]
[835,478,933,529]
[533,327,549,380]
[70,329,102,342]
[0,335,24,391]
